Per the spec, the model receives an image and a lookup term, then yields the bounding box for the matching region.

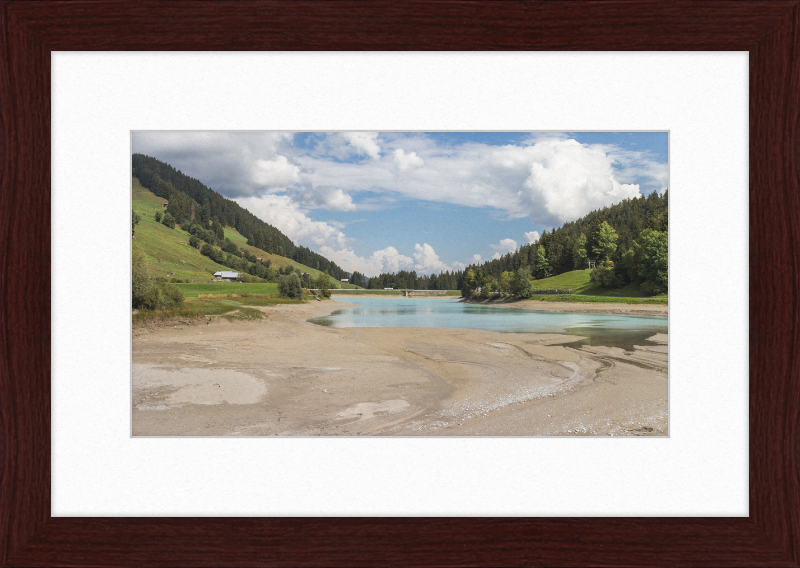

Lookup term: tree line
[362,270,465,290]
[132,153,349,280]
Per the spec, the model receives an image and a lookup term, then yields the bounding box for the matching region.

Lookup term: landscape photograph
[131,131,668,436]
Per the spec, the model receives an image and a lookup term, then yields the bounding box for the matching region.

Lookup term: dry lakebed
[132,298,668,436]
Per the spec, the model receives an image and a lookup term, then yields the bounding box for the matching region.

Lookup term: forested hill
[357,190,667,292]
[132,154,348,280]
[471,190,668,280]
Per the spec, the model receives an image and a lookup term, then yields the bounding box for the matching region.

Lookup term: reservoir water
[308,297,667,351]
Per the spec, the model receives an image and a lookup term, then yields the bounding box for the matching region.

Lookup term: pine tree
[534,246,551,279]
[573,233,589,269]
[593,221,618,263]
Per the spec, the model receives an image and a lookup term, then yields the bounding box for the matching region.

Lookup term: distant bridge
[314,289,455,297]
[395,289,450,297]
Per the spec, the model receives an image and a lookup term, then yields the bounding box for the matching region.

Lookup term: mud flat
[465,297,668,318]
[132,301,668,436]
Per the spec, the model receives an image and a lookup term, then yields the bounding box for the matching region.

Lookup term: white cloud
[234,194,348,249]
[524,231,540,244]
[490,238,518,255]
[413,243,451,274]
[251,155,301,189]
[132,131,294,197]
[600,145,669,193]
[342,132,381,160]
[318,242,465,277]
[519,140,641,224]
[470,254,482,264]
[318,245,413,277]
[134,132,662,224]
[296,183,357,211]
[393,149,424,172]
[297,136,649,225]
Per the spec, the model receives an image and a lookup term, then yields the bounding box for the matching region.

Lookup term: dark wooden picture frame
[1,1,798,566]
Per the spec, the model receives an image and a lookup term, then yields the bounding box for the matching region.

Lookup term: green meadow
[531,270,668,300]
[174,282,279,298]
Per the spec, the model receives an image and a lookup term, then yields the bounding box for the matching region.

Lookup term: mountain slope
[132,153,350,281]
[132,178,357,287]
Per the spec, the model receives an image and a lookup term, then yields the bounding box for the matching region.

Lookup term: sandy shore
[132,301,668,436]
[464,297,668,318]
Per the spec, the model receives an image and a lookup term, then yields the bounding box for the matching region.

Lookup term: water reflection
[308,298,667,351]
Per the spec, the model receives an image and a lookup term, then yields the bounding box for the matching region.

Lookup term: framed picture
[2,1,797,566]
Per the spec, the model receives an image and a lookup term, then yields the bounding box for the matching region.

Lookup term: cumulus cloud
[317,242,464,277]
[524,231,540,244]
[489,238,518,260]
[393,149,424,172]
[318,245,413,277]
[413,243,451,274]
[135,131,661,225]
[471,254,482,264]
[519,140,641,223]
[297,136,651,225]
[342,132,381,160]
[251,155,301,189]
[490,238,518,255]
[296,182,357,211]
[234,194,348,249]
[132,131,294,197]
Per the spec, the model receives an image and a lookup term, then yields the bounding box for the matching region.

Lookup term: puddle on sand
[133,364,267,408]
[337,399,410,420]
[560,326,665,352]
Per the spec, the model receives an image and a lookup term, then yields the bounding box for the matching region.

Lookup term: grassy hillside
[220,226,360,289]
[133,178,359,288]
[532,270,667,299]
[133,178,230,281]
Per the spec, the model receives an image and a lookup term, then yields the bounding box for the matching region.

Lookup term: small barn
[212,271,241,282]
[341,279,349,283]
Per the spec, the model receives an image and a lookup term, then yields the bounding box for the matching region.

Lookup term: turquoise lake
[308,297,668,351]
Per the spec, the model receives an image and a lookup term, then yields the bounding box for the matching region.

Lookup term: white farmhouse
[212,271,241,282]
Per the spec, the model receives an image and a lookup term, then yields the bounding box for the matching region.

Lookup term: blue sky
[132,131,668,276]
